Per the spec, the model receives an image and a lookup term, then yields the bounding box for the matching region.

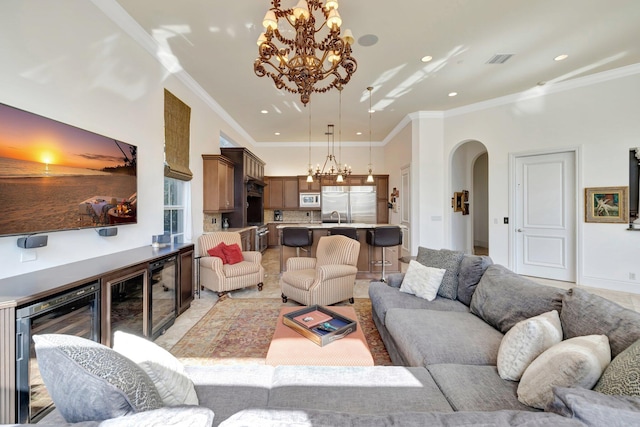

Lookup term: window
[164,177,185,243]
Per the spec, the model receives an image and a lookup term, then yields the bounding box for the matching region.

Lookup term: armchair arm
[199,255,223,271]
[242,251,262,264]
[386,273,406,288]
[316,264,358,281]
[286,257,317,271]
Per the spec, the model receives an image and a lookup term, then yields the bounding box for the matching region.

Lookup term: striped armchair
[198,232,264,296]
[280,235,360,305]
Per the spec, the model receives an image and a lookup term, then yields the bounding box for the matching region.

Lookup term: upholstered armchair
[280,235,360,305]
[198,232,264,296]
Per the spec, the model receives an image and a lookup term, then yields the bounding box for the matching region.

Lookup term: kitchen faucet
[330,210,341,224]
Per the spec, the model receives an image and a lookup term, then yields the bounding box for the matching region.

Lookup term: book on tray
[293,310,333,328]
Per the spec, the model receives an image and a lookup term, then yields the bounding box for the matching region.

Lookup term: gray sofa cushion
[470,265,565,333]
[427,364,537,412]
[369,281,468,326]
[220,408,586,427]
[385,308,504,366]
[186,365,273,426]
[547,386,640,427]
[560,287,640,358]
[268,365,453,414]
[99,406,215,427]
[457,254,493,306]
[33,334,162,423]
[416,247,464,300]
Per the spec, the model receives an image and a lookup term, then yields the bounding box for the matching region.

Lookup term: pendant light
[366,86,374,183]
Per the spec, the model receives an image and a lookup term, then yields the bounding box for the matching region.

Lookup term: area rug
[170,297,392,366]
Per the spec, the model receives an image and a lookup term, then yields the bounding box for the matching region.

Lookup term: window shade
[164,89,193,181]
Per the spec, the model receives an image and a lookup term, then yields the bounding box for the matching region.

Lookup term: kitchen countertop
[275,223,406,229]
[205,226,257,233]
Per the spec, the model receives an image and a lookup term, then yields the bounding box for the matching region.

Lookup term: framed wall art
[585,186,628,223]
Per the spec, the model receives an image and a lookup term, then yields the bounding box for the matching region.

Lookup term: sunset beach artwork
[0,103,137,236]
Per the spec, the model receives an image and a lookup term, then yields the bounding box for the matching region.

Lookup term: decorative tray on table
[283,305,357,347]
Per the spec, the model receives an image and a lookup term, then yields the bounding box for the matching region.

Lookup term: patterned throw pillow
[399,260,446,301]
[223,243,244,265]
[207,242,228,263]
[33,334,162,422]
[594,338,640,396]
[415,247,464,300]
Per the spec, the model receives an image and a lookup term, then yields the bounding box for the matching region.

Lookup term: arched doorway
[450,141,488,254]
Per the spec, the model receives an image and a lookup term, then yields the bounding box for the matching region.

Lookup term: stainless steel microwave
[299,193,321,208]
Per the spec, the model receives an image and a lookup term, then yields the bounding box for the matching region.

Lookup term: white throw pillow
[399,260,446,301]
[497,310,563,381]
[517,335,611,409]
[113,331,199,406]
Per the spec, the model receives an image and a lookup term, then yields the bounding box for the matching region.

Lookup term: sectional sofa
[29,248,640,426]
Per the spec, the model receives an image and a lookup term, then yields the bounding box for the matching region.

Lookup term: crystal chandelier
[254,0,357,105]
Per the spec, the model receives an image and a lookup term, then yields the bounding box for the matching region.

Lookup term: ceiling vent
[486,54,514,64]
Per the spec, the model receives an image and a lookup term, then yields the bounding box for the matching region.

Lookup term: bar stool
[327,227,358,240]
[367,226,403,282]
[281,227,313,257]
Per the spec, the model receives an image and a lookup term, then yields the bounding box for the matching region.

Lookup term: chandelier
[254,0,357,105]
[314,123,351,182]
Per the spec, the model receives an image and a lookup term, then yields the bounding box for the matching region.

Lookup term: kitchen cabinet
[267,223,280,246]
[376,175,389,224]
[264,176,298,209]
[202,155,235,213]
[298,176,321,192]
[239,228,255,251]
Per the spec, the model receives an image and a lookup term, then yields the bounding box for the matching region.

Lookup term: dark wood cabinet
[376,175,389,224]
[178,247,194,315]
[267,223,280,246]
[239,228,254,251]
[202,155,235,213]
[298,176,321,192]
[265,176,298,209]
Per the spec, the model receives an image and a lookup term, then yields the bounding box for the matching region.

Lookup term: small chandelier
[254,0,357,106]
[315,124,351,182]
[366,86,374,183]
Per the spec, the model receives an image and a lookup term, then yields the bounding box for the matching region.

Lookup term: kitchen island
[276,223,405,279]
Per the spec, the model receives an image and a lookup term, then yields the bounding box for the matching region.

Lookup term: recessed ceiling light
[356,131,362,135]
[448,92,458,97]
[261,110,268,114]
[421,55,433,63]
[368,109,375,114]
[274,132,280,136]
[554,54,568,61]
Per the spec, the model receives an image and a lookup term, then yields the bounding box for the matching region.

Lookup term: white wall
[0,1,255,278]
[444,70,640,293]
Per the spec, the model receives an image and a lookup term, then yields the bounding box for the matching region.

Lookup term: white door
[515,151,576,281]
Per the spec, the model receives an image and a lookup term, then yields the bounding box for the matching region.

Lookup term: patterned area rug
[171,297,392,366]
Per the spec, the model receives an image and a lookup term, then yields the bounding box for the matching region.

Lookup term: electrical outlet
[306,212,310,216]
[630,273,636,280]
[212,218,216,224]
[503,217,509,224]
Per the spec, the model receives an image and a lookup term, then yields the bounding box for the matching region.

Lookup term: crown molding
[91,0,256,146]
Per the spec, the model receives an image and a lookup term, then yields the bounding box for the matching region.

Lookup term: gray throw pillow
[547,386,640,427]
[594,338,640,396]
[469,264,565,333]
[34,334,163,423]
[560,287,640,358]
[416,247,464,300]
[457,254,493,306]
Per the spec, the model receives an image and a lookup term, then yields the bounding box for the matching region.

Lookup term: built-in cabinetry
[202,155,235,213]
[239,228,255,251]
[264,176,299,209]
[220,147,266,228]
[267,223,280,246]
[297,176,321,192]
[0,244,194,424]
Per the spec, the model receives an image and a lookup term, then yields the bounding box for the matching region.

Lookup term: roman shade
[164,89,193,181]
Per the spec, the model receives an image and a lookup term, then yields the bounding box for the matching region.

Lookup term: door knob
[517,228,523,232]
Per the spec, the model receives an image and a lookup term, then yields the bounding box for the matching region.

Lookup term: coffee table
[266,306,374,366]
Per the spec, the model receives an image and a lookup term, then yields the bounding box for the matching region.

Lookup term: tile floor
[155,248,640,351]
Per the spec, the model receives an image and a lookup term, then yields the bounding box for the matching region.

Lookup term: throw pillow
[399,260,446,301]
[548,386,640,427]
[497,310,563,381]
[456,254,493,306]
[33,334,162,423]
[207,242,228,263]
[517,335,611,409]
[112,331,199,406]
[594,338,640,396]
[223,243,244,265]
[470,264,565,334]
[560,287,640,358]
[415,247,464,300]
